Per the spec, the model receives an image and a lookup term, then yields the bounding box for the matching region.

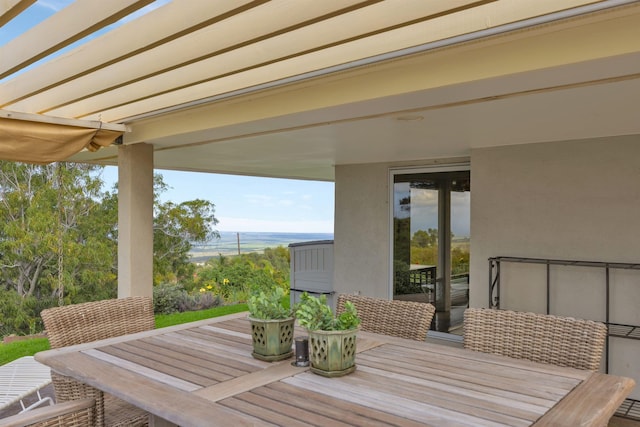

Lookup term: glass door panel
[392,170,470,333]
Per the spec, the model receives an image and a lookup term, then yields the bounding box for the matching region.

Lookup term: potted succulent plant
[247,287,295,361]
[295,292,360,377]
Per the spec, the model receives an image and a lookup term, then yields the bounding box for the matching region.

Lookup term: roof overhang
[2,0,639,178]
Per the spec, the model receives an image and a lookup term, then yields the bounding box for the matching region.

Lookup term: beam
[0,0,35,27]
[0,0,155,79]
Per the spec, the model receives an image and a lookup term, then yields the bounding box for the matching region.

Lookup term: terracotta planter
[307,328,358,377]
[248,316,295,361]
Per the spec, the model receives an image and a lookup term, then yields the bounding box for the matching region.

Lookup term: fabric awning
[0,111,125,164]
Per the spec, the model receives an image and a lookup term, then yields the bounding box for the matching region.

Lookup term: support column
[118,143,154,298]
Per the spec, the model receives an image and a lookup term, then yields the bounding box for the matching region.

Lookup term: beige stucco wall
[335,136,640,395]
[470,136,640,314]
[470,135,640,395]
[334,162,390,299]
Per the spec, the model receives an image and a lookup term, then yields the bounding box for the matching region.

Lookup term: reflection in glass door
[392,169,470,333]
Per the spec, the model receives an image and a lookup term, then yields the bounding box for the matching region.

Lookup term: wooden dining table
[35,312,635,427]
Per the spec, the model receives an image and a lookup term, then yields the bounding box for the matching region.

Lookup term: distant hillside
[190,231,333,261]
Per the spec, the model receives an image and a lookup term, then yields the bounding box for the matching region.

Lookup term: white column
[117,143,154,298]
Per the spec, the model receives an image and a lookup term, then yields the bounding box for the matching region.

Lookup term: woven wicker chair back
[41,296,155,349]
[336,294,435,341]
[463,308,607,371]
[40,297,153,427]
[0,398,96,427]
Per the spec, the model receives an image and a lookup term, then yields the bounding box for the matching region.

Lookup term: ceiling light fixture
[396,115,424,121]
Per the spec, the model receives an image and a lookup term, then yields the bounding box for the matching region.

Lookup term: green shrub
[153,283,187,314]
[191,248,290,304]
[179,292,222,312]
[153,283,223,314]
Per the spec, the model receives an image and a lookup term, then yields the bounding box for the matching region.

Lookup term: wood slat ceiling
[0,0,614,125]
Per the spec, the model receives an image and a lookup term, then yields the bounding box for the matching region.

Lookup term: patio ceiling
[2,0,640,180]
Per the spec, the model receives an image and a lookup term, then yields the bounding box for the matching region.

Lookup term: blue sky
[102,167,335,233]
[3,1,335,234]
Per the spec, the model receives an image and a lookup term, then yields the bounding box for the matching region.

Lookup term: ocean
[190,231,333,261]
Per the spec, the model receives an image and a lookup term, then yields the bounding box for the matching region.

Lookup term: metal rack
[488,256,640,421]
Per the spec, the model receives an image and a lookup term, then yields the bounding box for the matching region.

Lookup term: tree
[0,162,219,336]
[0,162,115,303]
[412,228,438,248]
[153,198,219,284]
[103,173,219,286]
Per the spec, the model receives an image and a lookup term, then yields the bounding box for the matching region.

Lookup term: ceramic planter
[307,328,357,377]
[248,316,295,361]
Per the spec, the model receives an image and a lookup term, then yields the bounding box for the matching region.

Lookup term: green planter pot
[308,328,358,377]
[248,316,295,361]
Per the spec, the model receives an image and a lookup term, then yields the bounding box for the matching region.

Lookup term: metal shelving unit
[488,256,640,421]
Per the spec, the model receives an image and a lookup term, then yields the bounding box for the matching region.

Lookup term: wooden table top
[35,312,635,427]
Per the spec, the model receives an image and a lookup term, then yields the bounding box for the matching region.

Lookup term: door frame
[387,163,471,302]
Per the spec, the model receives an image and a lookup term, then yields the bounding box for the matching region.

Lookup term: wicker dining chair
[463,307,608,371]
[40,297,155,427]
[0,398,95,427]
[336,294,436,341]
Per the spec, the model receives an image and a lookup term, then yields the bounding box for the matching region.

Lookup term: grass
[0,297,290,366]
[0,338,50,366]
[154,302,249,328]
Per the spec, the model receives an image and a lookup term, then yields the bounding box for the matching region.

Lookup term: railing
[395,267,469,307]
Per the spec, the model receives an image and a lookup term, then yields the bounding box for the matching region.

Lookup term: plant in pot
[247,287,295,361]
[295,292,360,377]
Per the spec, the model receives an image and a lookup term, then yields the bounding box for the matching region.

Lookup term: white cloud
[411,190,438,205]
[278,199,295,208]
[244,194,303,209]
[297,204,314,211]
[37,0,73,12]
[244,194,275,207]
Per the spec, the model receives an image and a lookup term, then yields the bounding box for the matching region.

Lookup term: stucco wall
[334,163,390,298]
[335,137,640,394]
[470,135,640,394]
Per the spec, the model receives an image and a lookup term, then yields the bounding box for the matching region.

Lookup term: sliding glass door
[391,168,470,333]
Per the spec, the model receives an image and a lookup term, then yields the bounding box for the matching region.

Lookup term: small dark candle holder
[293,336,309,367]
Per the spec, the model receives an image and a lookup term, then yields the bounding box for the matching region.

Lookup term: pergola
[2,0,640,297]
